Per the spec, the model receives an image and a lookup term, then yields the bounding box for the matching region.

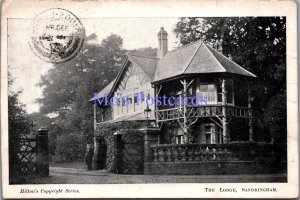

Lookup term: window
[127,95,133,113]
[216,80,234,105]
[125,76,140,114]
[113,74,153,119]
[176,129,184,144]
[198,84,217,104]
[205,134,212,144]
[203,125,223,144]
[204,125,213,144]
[176,135,184,144]
[215,126,223,144]
[217,83,222,103]
[122,97,128,114]
[117,97,121,115]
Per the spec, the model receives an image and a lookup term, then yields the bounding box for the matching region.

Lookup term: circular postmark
[29,8,85,63]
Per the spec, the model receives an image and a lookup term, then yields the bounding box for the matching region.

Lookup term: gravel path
[26,167,287,184]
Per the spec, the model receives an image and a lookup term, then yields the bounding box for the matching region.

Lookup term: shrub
[53,132,86,162]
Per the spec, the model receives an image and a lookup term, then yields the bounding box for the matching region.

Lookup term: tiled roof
[90,54,157,101]
[89,79,115,101]
[92,40,256,101]
[127,54,158,80]
[205,45,256,77]
[153,40,256,82]
[154,41,202,82]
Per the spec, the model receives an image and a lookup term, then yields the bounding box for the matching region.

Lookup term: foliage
[8,73,34,177]
[36,34,126,162]
[174,17,286,143]
[95,121,146,172]
[129,47,157,57]
[264,92,287,143]
[53,132,86,162]
[37,34,125,115]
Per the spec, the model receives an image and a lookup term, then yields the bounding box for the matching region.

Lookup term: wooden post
[36,128,49,177]
[221,79,229,143]
[181,79,188,144]
[93,103,97,132]
[248,84,254,141]
[154,85,158,123]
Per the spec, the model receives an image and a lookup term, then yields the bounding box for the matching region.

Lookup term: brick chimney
[156,27,168,59]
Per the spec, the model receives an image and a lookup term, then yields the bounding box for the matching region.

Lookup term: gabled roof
[90,53,157,101]
[90,79,115,101]
[108,53,158,97]
[127,54,158,80]
[153,40,256,83]
[92,40,256,101]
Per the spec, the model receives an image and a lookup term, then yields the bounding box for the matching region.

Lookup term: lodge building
[90,28,282,175]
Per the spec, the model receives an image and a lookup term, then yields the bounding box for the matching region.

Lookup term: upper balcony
[156,105,250,122]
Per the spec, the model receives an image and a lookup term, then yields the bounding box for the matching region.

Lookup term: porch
[153,76,255,144]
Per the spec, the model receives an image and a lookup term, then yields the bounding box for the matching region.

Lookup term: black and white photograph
[1,0,298,198]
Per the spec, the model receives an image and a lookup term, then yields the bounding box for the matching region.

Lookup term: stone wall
[144,161,287,175]
[144,142,287,175]
[116,131,144,174]
[94,121,149,174]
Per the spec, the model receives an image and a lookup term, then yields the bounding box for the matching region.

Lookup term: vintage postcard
[1,0,298,198]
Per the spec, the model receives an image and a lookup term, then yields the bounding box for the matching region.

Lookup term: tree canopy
[174,17,286,142]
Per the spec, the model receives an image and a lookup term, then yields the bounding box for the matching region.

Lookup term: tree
[264,91,287,143]
[174,17,286,142]
[8,72,34,179]
[37,34,125,114]
[37,34,126,162]
[129,47,157,57]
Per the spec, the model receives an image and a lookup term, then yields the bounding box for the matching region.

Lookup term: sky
[8,18,180,113]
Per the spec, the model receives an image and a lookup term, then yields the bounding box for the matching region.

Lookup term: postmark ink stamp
[29,8,85,63]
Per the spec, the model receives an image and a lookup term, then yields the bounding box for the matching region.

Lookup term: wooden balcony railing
[150,143,275,163]
[156,105,250,122]
[226,106,251,118]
